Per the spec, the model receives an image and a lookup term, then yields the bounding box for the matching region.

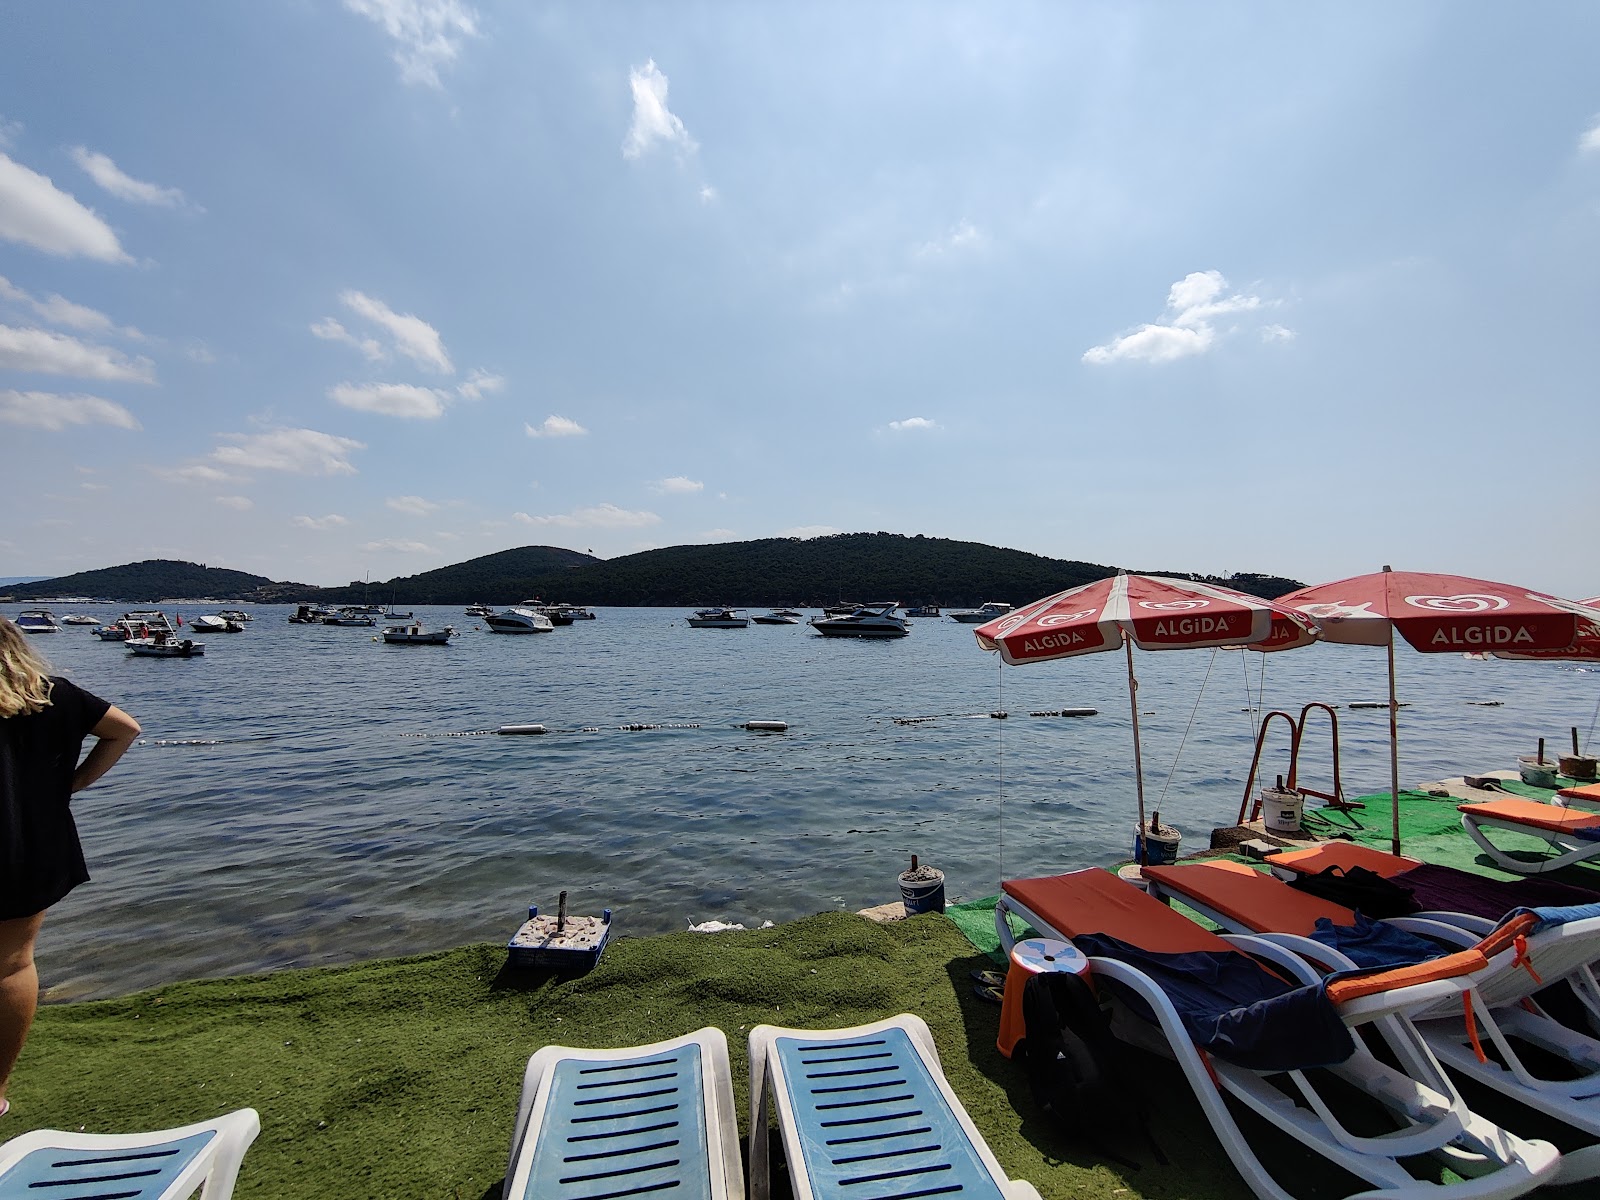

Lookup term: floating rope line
[139,736,280,747]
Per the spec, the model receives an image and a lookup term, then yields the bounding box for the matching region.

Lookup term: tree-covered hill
[6,536,1306,607]
[7,560,285,602]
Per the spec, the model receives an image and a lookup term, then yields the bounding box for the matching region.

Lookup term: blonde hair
[0,617,54,717]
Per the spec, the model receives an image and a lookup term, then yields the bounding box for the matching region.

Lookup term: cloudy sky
[2,3,1596,591]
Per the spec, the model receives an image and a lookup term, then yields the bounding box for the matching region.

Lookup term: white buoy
[497,724,547,735]
[742,720,788,731]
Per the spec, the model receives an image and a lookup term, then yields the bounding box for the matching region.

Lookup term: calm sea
[24,604,1600,999]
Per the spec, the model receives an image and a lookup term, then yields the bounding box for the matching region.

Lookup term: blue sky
[2,3,1596,592]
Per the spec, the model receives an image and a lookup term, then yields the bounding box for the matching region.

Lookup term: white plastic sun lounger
[747,1013,1041,1200]
[995,868,1561,1200]
[503,1026,744,1200]
[0,1108,260,1200]
[1143,859,1600,1184]
[1459,798,1600,875]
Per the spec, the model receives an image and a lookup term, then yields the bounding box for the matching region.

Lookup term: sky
[2,3,1597,593]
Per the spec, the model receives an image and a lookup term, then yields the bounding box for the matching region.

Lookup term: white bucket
[1261,788,1305,834]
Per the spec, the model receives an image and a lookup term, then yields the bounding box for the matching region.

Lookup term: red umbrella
[1279,567,1600,852]
[975,574,1319,859]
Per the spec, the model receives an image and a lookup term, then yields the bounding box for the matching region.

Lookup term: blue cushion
[0,1129,216,1199]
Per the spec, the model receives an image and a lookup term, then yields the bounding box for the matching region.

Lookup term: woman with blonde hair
[0,616,140,1118]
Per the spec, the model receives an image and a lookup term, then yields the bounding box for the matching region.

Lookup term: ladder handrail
[1236,710,1302,826]
[1292,701,1354,808]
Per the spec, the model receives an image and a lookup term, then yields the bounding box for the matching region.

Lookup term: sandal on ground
[969,968,1007,990]
[972,983,1005,1005]
[0,1098,9,1118]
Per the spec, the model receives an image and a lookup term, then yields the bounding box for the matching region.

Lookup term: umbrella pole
[1126,637,1149,864]
[1387,627,1402,856]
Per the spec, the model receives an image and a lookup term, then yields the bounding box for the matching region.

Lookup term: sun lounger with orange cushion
[1459,798,1600,875]
[994,867,1559,1199]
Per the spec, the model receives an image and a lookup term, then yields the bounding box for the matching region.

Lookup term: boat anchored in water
[949,601,1013,624]
[126,631,204,657]
[687,607,750,628]
[810,604,911,638]
[752,608,804,625]
[484,607,555,634]
[382,623,456,645]
[15,609,61,633]
[94,610,176,641]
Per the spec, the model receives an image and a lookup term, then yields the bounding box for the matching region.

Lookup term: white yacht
[686,607,749,628]
[484,607,555,634]
[949,601,1014,624]
[810,604,911,638]
[15,609,61,633]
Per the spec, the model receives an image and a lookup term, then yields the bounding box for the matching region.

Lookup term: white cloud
[68,147,191,209]
[514,503,661,529]
[310,317,384,362]
[152,464,234,485]
[779,525,842,539]
[699,185,718,204]
[913,220,985,260]
[360,538,434,553]
[1261,324,1296,343]
[0,324,155,382]
[215,495,254,511]
[622,60,697,160]
[1083,270,1284,365]
[386,494,439,515]
[213,428,365,476]
[654,475,703,494]
[293,514,350,531]
[0,116,19,149]
[329,380,450,419]
[0,275,134,336]
[525,414,587,438]
[80,481,109,491]
[0,389,140,431]
[344,0,479,89]
[0,152,130,262]
[888,416,938,432]
[456,367,503,400]
[1581,116,1600,154]
[332,290,453,373]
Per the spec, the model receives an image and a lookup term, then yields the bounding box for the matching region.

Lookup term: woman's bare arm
[71,705,141,793]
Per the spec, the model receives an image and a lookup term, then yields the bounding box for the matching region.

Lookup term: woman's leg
[0,912,47,1108]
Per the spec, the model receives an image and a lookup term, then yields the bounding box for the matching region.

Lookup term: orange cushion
[1325,948,1489,1003]
[1268,842,1421,879]
[1559,782,1600,803]
[1460,797,1600,835]
[1142,861,1358,936]
[1002,868,1229,954]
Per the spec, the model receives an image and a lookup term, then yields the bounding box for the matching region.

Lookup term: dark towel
[1074,933,1355,1072]
[1309,911,1445,969]
[1392,863,1600,923]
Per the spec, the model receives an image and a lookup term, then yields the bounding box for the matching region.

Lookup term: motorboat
[465,604,495,618]
[903,604,941,618]
[61,613,101,625]
[289,604,333,624]
[484,607,555,634]
[322,608,377,627]
[382,623,455,645]
[190,615,246,633]
[810,604,910,638]
[217,610,251,623]
[559,606,596,621]
[15,609,61,632]
[126,633,204,657]
[949,601,1014,624]
[94,610,175,641]
[523,602,575,627]
[686,607,749,628]
[752,609,804,625]
[382,609,414,621]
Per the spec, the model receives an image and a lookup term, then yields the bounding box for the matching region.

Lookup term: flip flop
[0,1098,9,1118]
[972,983,1005,1005]
[969,968,1007,990]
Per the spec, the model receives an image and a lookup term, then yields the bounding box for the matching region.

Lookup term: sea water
[27,605,1600,998]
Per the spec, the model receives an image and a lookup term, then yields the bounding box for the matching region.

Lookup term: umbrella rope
[1157,648,1219,809]
[1239,649,1260,744]
[1587,690,1599,758]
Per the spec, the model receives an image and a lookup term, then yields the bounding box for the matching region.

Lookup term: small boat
[190,615,246,633]
[217,610,251,623]
[903,604,941,618]
[523,602,575,627]
[949,601,1014,624]
[382,623,455,645]
[94,610,175,641]
[322,608,378,627]
[559,606,596,621]
[810,604,911,638]
[288,604,333,624]
[126,635,205,657]
[61,613,102,625]
[752,609,804,625]
[15,609,60,633]
[382,609,414,621]
[686,607,749,628]
[484,607,555,634]
[465,604,495,618]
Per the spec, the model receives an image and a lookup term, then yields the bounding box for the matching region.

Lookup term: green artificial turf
[6,911,1272,1200]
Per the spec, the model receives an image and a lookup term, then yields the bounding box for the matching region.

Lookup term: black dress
[0,677,111,919]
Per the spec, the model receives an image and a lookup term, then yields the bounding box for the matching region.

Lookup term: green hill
[7,537,1305,607]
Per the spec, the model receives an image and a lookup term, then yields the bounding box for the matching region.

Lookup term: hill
[6,537,1306,607]
[7,560,286,602]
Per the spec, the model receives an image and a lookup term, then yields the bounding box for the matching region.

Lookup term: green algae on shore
[11,911,1261,1200]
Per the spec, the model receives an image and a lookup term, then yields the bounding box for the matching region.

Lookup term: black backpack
[1017,970,1166,1170]
[1284,864,1421,919]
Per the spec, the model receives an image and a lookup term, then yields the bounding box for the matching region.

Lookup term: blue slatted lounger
[748,1014,1040,1200]
[0,1109,260,1200]
[504,1027,743,1200]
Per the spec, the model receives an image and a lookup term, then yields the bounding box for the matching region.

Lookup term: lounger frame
[1460,806,1600,875]
[995,879,1560,1200]
[0,1108,260,1200]
[504,1026,743,1200]
[747,1013,1041,1200]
